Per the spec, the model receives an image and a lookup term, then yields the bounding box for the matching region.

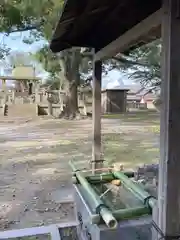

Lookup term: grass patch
[103,111,160,124]
[103,132,159,169]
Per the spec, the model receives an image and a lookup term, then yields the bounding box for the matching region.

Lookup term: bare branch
[112,56,147,67]
[6,25,38,34]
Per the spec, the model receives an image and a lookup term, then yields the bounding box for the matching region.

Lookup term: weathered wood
[0,76,41,81]
[156,0,180,238]
[2,79,7,103]
[47,101,53,116]
[2,79,6,91]
[91,59,102,172]
[95,9,162,61]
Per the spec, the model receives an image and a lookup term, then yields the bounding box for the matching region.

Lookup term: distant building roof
[105,77,131,90]
[106,77,124,89]
[102,89,129,93]
[125,83,142,94]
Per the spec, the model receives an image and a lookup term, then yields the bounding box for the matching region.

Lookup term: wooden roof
[101,88,129,93]
[50,0,161,53]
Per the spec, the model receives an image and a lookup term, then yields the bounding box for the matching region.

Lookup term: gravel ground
[0,116,159,231]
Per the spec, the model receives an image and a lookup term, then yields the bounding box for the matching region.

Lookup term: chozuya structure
[50,0,180,239]
[0,0,177,239]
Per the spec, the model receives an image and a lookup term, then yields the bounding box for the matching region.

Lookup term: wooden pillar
[2,79,7,103]
[155,0,180,238]
[34,81,39,102]
[2,79,6,88]
[47,93,53,116]
[91,59,102,172]
[48,101,53,115]
[12,89,15,103]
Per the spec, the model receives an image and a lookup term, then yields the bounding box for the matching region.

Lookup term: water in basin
[92,183,144,211]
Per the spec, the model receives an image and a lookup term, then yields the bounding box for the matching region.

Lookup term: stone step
[7,104,37,117]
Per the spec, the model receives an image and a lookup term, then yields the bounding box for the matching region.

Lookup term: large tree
[1,1,162,117]
[1,0,84,118]
[116,40,162,108]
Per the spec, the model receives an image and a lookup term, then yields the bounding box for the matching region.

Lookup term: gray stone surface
[75,185,152,240]
[134,164,159,197]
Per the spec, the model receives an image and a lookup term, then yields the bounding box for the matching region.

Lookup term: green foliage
[0,2,22,32]
[0,0,162,91]
[0,44,10,59]
[113,40,161,88]
[0,0,65,87]
[45,76,63,90]
[34,45,61,76]
[0,0,61,35]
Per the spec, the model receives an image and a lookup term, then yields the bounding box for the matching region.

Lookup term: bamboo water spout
[70,160,152,226]
[113,171,157,209]
[90,206,151,224]
[72,171,134,184]
[75,171,118,228]
[70,160,117,228]
[86,171,134,182]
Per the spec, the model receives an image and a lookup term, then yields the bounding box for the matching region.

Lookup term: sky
[0,32,45,53]
[0,32,137,88]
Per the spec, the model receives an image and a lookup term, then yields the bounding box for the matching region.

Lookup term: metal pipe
[74,171,118,228]
[113,171,157,209]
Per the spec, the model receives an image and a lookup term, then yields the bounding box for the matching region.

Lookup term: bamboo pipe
[113,171,156,209]
[90,206,151,224]
[74,171,118,228]
[76,171,117,228]
[72,172,134,184]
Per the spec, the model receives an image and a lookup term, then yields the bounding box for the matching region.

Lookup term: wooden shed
[101,89,129,113]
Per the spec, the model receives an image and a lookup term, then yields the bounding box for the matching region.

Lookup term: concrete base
[75,185,152,240]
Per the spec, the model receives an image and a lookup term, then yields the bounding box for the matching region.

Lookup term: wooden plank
[0,76,41,81]
[50,225,61,240]
[95,9,162,61]
[91,59,102,172]
[155,0,180,238]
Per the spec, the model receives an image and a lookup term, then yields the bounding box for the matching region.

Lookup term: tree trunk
[60,81,79,119]
[153,95,162,112]
[58,49,83,119]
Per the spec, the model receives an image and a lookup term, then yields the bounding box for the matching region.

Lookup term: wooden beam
[91,58,102,172]
[95,9,162,61]
[155,0,180,238]
[0,76,41,81]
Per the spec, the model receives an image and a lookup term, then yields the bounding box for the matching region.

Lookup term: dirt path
[0,118,159,231]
